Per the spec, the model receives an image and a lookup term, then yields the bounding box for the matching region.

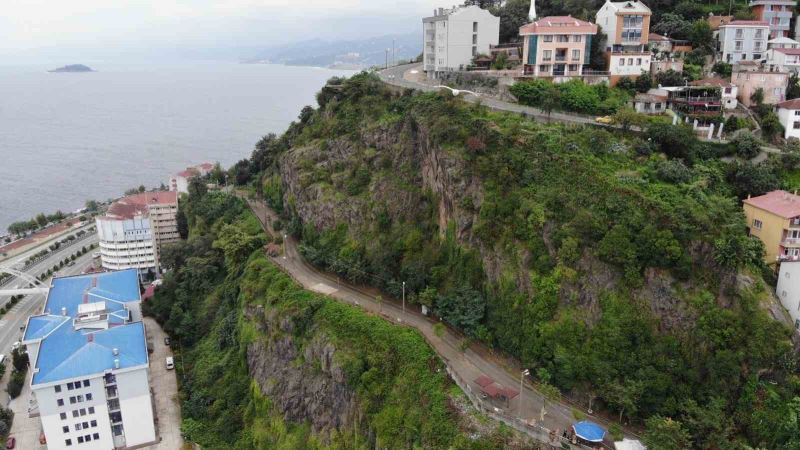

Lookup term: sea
[0,61,354,231]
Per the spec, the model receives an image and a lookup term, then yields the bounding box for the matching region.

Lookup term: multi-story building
[775,261,800,330]
[22,270,156,450]
[689,78,739,110]
[595,0,652,85]
[422,5,500,78]
[732,62,788,106]
[519,16,597,79]
[743,190,800,264]
[768,36,800,49]
[169,162,214,194]
[776,98,800,140]
[749,0,794,39]
[95,191,179,273]
[717,21,769,63]
[766,47,800,73]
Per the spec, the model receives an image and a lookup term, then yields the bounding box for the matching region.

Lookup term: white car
[165,356,174,370]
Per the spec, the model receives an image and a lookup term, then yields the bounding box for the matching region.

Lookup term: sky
[1,0,435,62]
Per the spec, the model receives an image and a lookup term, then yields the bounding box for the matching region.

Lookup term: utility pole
[385,49,389,69]
[402,281,406,316]
[519,369,530,417]
[283,234,287,259]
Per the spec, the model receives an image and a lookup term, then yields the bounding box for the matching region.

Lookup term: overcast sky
[1,0,437,62]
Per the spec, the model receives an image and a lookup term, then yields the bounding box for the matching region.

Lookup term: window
[83,422,89,429]
[628,58,634,65]
[93,433,99,440]
[756,29,763,39]
[77,395,83,403]
[543,50,552,61]
[753,53,762,60]
[735,29,743,39]
[79,408,86,416]
[725,87,732,94]
[78,437,84,444]
[569,64,579,72]
[69,397,76,404]
[472,34,477,45]
[55,385,62,393]
[88,407,95,414]
[557,35,569,42]
[620,58,626,66]
[796,319,800,329]
[735,41,743,51]
[794,122,800,129]
[472,46,477,56]
[85,434,92,442]
[63,426,69,433]
[655,102,662,110]
[543,35,553,42]
[572,49,580,61]
[90,420,97,427]
[57,399,64,407]
[473,22,477,33]
[67,382,74,391]
[83,380,90,388]
[636,58,642,65]
[753,219,763,229]
[86,393,92,401]
[795,110,800,116]
[60,413,67,420]
[76,423,82,431]
[539,64,550,73]
[65,439,72,446]
[72,411,79,418]
[572,35,582,43]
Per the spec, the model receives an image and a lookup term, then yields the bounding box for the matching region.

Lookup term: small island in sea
[48,64,94,73]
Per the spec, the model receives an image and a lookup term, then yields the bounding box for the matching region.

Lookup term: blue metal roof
[31,270,147,386]
[573,421,606,443]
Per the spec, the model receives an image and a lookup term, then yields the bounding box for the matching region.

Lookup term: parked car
[6,436,15,449]
[164,337,170,346]
[595,116,613,124]
[165,356,174,370]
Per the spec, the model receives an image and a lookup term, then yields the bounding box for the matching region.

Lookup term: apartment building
[743,190,800,264]
[776,98,800,140]
[169,162,214,194]
[95,191,179,273]
[749,0,794,38]
[766,47,800,73]
[422,5,500,78]
[689,78,738,110]
[22,270,156,449]
[595,0,652,85]
[732,62,788,106]
[519,16,597,78]
[775,262,800,330]
[717,21,769,63]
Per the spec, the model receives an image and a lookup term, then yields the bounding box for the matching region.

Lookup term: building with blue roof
[22,269,157,450]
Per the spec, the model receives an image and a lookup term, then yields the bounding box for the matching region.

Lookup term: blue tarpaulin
[573,421,606,443]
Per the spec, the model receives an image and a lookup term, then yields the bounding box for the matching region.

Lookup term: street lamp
[283,234,287,260]
[519,369,530,417]
[402,281,406,316]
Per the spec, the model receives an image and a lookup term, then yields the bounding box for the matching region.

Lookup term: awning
[573,421,606,443]
[474,375,495,388]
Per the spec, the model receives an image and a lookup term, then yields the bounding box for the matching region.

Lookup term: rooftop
[721,20,769,27]
[605,1,652,15]
[690,78,734,88]
[519,16,597,35]
[24,270,148,386]
[648,33,669,42]
[769,37,800,45]
[104,191,178,221]
[773,48,800,55]
[777,98,800,109]
[743,190,800,218]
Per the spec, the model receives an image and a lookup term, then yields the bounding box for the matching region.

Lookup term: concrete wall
[744,203,789,263]
[608,53,651,77]
[733,70,788,106]
[776,261,800,329]
[116,368,157,447]
[779,107,800,139]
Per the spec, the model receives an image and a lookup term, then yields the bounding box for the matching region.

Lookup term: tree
[35,213,48,228]
[491,0,530,43]
[712,61,732,78]
[646,122,698,160]
[788,73,800,100]
[635,71,653,93]
[688,20,714,53]
[176,209,189,239]
[726,160,780,199]
[655,69,686,87]
[612,107,644,132]
[731,130,762,159]
[616,77,636,94]
[540,85,561,121]
[652,13,692,40]
[493,51,508,70]
[212,222,265,267]
[435,285,486,337]
[761,111,785,142]
[643,416,692,450]
[750,87,765,107]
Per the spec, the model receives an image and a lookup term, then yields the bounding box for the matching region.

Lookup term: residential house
[766,47,800,73]
[489,43,522,68]
[775,262,800,330]
[630,91,667,114]
[689,78,738,109]
[776,98,800,139]
[648,33,671,53]
[707,14,734,31]
[519,16,598,79]
[768,36,800,49]
[22,270,157,450]
[650,59,683,75]
[743,190,800,264]
[169,162,214,194]
[595,0,653,85]
[749,0,794,39]
[717,21,769,63]
[660,85,723,119]
[732,62,788,105]
[422,5,500,78]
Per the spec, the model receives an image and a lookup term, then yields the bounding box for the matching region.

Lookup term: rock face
[245,305,360,441]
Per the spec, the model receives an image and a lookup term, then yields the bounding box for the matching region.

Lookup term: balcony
[783,238,800,247]
[106,386,119,399]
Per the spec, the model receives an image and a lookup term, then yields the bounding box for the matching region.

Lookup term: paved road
[143,317,183,450]
[0,222,96,268]
[246,198,632,446]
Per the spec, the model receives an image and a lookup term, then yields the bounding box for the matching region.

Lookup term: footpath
[245,196,636,449]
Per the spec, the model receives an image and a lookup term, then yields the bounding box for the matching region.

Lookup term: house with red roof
[766,47,800,73]
[743,190,800,264]
[519,16,598,79]
[777,98,800,140]
[168,162,215,194]
[717,20,770,64]
[749,0,794,39]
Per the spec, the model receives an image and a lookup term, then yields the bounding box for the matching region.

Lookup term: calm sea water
[0,62,353,231]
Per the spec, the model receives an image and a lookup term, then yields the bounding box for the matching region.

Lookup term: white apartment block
[595,0,653,84]
[776,261,800,330]
[96,191,179,273]
[423,5,500,78]
[717,21,769,63]
[766,47,800,73]
[777,99,800,140]
[169,162,214,195]
[22,270,156,449]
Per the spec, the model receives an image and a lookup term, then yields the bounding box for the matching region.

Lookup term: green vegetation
[7,210,67,236]
[510,78,631,115]
[7,348,29,399]
[144,188,524,449]
[236,72,800,449]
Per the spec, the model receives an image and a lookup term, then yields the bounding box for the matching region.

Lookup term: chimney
[112,348,119,356]
[114,359,120,369]
[61,307,67,316]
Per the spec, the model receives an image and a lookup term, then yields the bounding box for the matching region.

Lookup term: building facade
[595,0,652,84]
[519,16,597,79]
[22,270,156,450]
[775,262,800,330]
[422,5,500,78]
[777,98,800,140]
[732,63,788,106]
[96,191,179,273]
[749,0,794,38]
[717,21,769,63]
[169,162,214,194]
[689,78,738,109]
[743,190,800,264]
[766,47,800,73]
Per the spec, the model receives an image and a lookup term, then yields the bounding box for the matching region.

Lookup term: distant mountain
[48,64,94,73]
[244,33,421,69]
